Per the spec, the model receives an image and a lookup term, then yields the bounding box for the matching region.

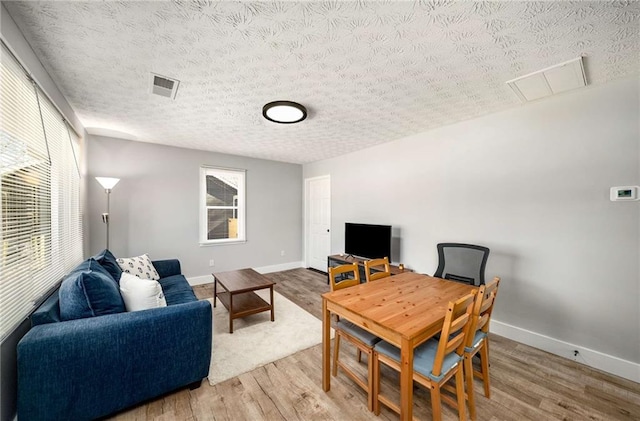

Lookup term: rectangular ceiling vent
[150,73,180,99]
[506,57,587,103]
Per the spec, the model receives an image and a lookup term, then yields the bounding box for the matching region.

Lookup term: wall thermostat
[610,186,639,201]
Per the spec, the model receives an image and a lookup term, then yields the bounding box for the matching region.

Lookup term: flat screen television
[344,223,392,260]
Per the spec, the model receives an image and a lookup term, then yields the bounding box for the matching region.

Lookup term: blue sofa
[17,253,212,421]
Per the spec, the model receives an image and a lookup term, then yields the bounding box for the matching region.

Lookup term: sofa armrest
[152,258,181,278]
[18,300,212,421]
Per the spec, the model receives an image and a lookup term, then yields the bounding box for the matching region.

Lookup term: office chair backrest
[434,243,490,286]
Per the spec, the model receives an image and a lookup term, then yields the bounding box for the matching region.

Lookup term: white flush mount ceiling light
[506,57,587,102]
[262,101,307,124]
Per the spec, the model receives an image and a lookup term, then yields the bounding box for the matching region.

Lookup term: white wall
[304,77,640,379]
[87,136,303,278]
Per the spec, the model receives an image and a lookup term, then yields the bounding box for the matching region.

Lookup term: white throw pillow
[119,272,167,312]
[116,253,160,280]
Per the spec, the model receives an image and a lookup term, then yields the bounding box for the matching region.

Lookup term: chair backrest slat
[465,277,501,347]
[432,292,475,377]
[328,263,360,291]
[475,313,491,333]
[364,257,391,283]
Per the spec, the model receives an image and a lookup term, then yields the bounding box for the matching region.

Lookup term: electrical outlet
[280,250,285,256]
[209,259,215,267]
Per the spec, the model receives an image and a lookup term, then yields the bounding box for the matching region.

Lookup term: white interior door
[306,175,331,272]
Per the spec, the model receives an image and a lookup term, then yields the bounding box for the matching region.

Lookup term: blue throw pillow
[93,249,123,283]
[59,258,126,321]
[31,289,62,326]
[68,257,112,278]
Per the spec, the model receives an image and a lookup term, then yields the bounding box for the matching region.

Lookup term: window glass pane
[2,162,52,270]
[201,166,245,244]
[206,174,238,206]
[207,209,237,240]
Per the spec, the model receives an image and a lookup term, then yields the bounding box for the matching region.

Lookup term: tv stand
[326,254,411,284]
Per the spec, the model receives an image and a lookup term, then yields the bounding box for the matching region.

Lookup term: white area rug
[207,290,332,386]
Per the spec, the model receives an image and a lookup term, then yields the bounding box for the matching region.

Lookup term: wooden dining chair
[464,276,500,420]
[328,263,381,411]
[372,292,476,421]
[364,257,391,283]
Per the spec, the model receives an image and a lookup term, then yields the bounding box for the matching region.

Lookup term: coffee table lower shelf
[216,291,274,333]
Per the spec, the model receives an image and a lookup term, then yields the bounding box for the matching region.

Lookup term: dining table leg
[322,297,331,392]
[400,337,414,421]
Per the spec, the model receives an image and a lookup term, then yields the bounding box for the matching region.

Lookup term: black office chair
[434,243,490,286]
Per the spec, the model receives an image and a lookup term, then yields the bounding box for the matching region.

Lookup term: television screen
[345,223,391,259]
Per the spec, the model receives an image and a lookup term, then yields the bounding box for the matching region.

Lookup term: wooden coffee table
[212,268,276,333]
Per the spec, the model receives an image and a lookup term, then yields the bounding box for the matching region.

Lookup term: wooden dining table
[321,272,476,421]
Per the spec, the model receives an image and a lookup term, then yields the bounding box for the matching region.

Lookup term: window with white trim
[200,166,245,244]
[0,41,83,339]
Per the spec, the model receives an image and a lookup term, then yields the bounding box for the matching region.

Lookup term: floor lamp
[95,177,120,250]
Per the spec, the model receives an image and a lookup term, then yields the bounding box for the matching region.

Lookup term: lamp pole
[96,177,120,251]
[102,188,112,249]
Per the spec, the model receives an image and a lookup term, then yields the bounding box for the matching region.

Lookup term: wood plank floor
[110,268,640,421]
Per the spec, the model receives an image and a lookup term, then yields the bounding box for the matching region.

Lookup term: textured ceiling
[4,1,640,164]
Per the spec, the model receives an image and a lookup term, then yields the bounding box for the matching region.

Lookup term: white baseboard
[187,275,215,286]
[253,261,304,274]
[186,261,305,286]
[491,319,640,383]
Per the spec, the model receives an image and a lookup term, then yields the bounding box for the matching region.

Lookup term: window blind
[0,42,83,340]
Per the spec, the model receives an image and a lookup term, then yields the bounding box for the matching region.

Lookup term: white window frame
[199,166,246,245]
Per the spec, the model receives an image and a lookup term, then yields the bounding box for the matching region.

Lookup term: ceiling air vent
[506,57,586,103]
[149,73,180,99]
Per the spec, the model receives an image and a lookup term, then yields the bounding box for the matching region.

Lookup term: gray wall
[87,136,303,277]
[304,77,640,365]
[1,5,87,421]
